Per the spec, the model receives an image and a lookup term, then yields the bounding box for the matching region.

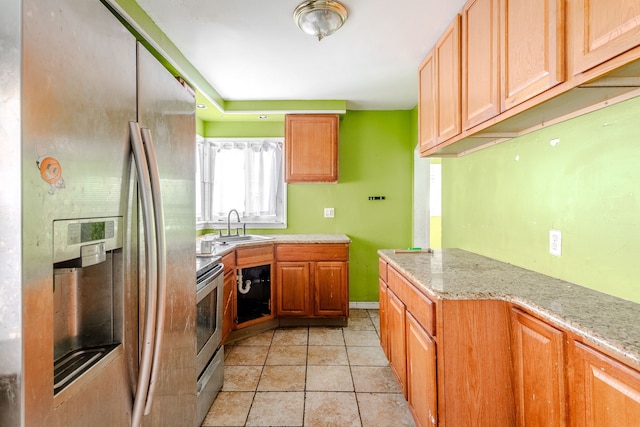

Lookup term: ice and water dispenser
[52,217,123,396]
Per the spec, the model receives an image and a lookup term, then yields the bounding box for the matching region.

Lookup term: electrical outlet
[549,229,562,256]
[324,208,334,218]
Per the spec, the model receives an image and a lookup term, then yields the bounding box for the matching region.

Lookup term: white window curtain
[201,139,284,223]
[195,137,205,221]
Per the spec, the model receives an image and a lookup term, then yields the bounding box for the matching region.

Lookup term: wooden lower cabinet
[314,261,348,316]
[277,261,348,317]
[380,256,640,427]
[276,262,310,316]
[570,340,640,427]
[235,245,275,329]
[221,252,236,343]
[511,307,567,426]
[378,278,389,358]
[275,243,349,318]
[221,271,235,343]
[387,289,407,397]
[406,312,437,427]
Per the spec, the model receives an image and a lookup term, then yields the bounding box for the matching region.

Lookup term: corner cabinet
[221,252,236,343]
[234,244,275,328]
[284,114,339,183]
[275,243,349,318]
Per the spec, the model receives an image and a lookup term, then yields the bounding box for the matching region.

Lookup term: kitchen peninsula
[378,248,640,426]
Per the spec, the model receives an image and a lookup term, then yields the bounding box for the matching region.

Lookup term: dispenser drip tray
[54,344,118,395]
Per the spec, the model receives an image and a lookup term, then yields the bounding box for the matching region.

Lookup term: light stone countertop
[196,233,350,258]
[378,248,640,371]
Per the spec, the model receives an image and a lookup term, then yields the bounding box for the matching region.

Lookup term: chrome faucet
[225,209,245,236]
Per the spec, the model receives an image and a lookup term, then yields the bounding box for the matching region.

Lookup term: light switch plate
[324,208,334,218]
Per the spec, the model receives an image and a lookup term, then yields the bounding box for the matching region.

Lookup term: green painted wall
[196,118,204,136]
[442,96,640,303]
[203,121,284,138]
[203,111,414,301]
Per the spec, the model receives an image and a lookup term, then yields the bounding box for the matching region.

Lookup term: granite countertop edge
[197,233,350,258]
[378,248,640,371]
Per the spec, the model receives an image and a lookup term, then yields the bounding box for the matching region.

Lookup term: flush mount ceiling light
[293,0,348,41]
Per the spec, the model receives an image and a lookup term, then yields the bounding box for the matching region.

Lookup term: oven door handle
[129,121,158,427]
[196,263,224,304]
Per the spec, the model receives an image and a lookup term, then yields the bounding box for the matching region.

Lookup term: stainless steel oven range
[195,256,224,425]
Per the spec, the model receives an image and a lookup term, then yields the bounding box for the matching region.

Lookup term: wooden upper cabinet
[511,308,567,427]
[570,0,640,75]
[418,52,437,153]
[436,15,462,143]
[501,0,564,111]
[462,0,501,130]
[284,114,338,183]
[570,341,640,427]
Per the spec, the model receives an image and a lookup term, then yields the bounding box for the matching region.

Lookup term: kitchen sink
[213,234,274,244]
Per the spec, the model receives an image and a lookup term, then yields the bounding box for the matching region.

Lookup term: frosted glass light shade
[293,1,348,41]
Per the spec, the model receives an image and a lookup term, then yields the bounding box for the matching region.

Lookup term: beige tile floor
[201,309,416,427]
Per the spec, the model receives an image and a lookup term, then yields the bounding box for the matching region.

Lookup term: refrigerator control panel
[53,216,122,263]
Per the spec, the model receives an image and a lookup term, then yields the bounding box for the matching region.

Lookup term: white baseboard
[349,302,380,310]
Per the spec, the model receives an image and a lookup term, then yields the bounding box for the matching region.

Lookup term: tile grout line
[208,311,400,427]
[345,322,364,427]
[245,330,273,427]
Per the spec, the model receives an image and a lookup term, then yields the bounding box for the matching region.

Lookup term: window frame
[196,136,287,231]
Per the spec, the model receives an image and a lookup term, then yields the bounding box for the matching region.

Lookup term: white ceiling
[137,0,468,110]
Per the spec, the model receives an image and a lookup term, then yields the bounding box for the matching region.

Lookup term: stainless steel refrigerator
[0,0,197,426]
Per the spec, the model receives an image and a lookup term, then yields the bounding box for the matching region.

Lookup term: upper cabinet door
[462,0,501,130]
[501,0,565,111]
[418,52,437,153]
[285,114,339,183]
[570,0,640,74]
[436,15,462,144]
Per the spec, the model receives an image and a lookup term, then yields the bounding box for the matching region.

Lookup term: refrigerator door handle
[129,121,159,427]
[140,127,167,416]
